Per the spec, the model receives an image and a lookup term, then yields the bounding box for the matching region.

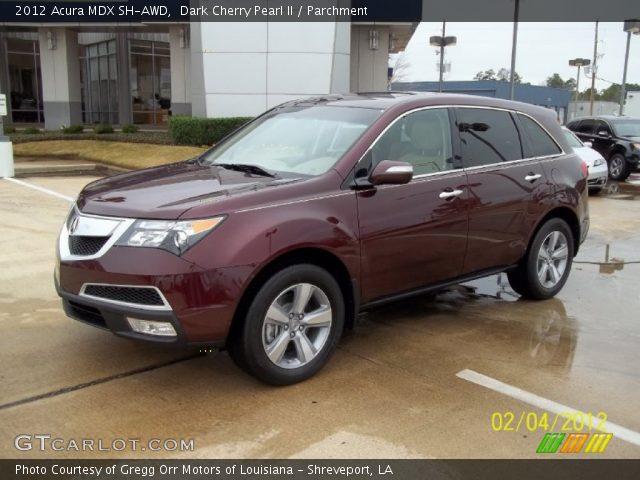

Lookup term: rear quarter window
[518,114,562,157]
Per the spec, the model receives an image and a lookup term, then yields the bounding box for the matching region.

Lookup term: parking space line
[3,177,75,203]
[456,368,640,447]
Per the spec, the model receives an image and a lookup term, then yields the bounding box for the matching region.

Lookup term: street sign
[0,94,6,116]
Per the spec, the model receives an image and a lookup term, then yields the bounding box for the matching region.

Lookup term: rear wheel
[608,153,630,181]
[507,218,574,300]
[228,264,344,385]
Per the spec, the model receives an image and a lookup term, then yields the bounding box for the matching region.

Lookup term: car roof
[280,92,555,118]
[569,115,640,122]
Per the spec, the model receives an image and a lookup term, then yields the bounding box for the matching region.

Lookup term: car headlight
[115,216,225,255]
[593,158,605,167]
[633,143,640,151]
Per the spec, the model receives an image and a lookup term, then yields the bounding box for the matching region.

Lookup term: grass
[13,140,208,170]
[10,130,173,145]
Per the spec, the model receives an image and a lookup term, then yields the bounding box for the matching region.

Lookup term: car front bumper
[587,162,608,188]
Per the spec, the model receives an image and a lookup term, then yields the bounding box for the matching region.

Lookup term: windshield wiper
[214,163,278,178]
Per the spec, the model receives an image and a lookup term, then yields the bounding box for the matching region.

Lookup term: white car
[562,127,608,193]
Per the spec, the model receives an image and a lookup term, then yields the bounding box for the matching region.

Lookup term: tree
[496,68,521,83]
[389,52,411,85]
[474,68,521,83]
[474,69,496,81]
[546,73,576,90]
[599,83,640,102]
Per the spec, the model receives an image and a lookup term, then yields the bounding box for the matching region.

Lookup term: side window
[575,119,595,134]
[594,120,612,137]
[518,114,562,157]
[369,108,455,176]
[456,108,523,167]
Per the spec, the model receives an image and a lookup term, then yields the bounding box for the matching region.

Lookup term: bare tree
[389,52,411,87]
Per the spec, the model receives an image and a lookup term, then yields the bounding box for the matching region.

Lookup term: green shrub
[3,125,16,134]
[121,124,139,134]
[62,125,85,134]
[94,123,114,134]
[23,127,41,134]
[169,116,253,146]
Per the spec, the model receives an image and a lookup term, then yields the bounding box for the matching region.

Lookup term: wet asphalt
[0,176,638,459]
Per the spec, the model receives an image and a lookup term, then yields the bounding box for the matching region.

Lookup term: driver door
[356,107,469,303]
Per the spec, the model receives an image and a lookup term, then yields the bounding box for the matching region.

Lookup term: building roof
[391,80,572,108]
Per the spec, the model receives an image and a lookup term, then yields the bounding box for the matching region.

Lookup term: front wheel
[608,153,630,181]
[507,218,574,300]
[228,264,344,385]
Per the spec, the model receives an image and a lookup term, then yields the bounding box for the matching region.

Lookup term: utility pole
[509,0,520,100]
[619,30,631,116]
[438,22,446,92]
[589,21,599,115]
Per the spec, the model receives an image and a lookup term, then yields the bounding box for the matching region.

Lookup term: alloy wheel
[261,283,332,369]
[536,231,569,288]
[609,157,623,178]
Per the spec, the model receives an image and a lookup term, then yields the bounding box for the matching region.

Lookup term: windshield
[613,120,640,138]
[201,105,383,176]
[563,129,583,148]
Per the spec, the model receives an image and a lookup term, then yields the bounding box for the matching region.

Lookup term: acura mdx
[56,93,589,385]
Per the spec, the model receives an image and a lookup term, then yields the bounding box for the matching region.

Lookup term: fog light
[127,318,177,337]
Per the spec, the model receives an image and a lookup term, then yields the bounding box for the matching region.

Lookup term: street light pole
[589,21,599,115]
[620,20,640,116]
[430,27,456,94]
[509,0,520,100]
[439,22,446,93]
[569,58,590,121]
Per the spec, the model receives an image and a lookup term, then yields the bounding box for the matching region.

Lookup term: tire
[228,264,344,385]
[608,153,630,181]
[507,218,574,300]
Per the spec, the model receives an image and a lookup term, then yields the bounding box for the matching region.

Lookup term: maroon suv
[56,93,589,385]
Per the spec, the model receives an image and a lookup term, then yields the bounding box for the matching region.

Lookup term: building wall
[350,25,390,92]
[567,101,619,121]
[623,91,640,117]
[190,22,351,118]
[38,28,82,129]
[169,26,191,116]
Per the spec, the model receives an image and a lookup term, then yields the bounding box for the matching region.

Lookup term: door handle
[524,173,542,183]
[439,189,463,200]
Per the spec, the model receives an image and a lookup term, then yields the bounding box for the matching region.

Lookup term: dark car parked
[56,93,589,385]
[566,115,640,181]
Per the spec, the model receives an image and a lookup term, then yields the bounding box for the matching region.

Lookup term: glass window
[457,108,523,167]
[201,106,382,177]
[80,40,118,124]
[368,108,454,176]
[519,114,562,157]
[563,129,583,149]
[575,119,595,134]
[6,39,44,123]
[594,120,612,136]
[612,119,640,137]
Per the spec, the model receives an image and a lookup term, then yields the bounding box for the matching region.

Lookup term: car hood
[77,161,303,219]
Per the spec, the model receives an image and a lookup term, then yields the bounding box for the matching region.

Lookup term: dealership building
[0,22,415,129]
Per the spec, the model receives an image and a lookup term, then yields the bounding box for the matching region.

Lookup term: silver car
[563,127,608,193]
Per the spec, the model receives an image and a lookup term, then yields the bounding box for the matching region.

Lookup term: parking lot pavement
[1,176,639,459]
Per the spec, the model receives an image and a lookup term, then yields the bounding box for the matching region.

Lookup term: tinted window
[519,114,562,157]
[575,119,595,134]
[612,119,640,137]
[457,108,523,167]
[563,129,583,149]
[594,120,612,136]
[369,108,455,176]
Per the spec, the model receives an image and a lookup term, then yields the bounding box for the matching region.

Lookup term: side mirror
[597,130,611,137]
[369,160,413,186]
[583,141,593,148]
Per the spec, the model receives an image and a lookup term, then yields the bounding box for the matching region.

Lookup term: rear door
[573,118,596,144]
[455,107,551,274]
[356,107,469,302]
